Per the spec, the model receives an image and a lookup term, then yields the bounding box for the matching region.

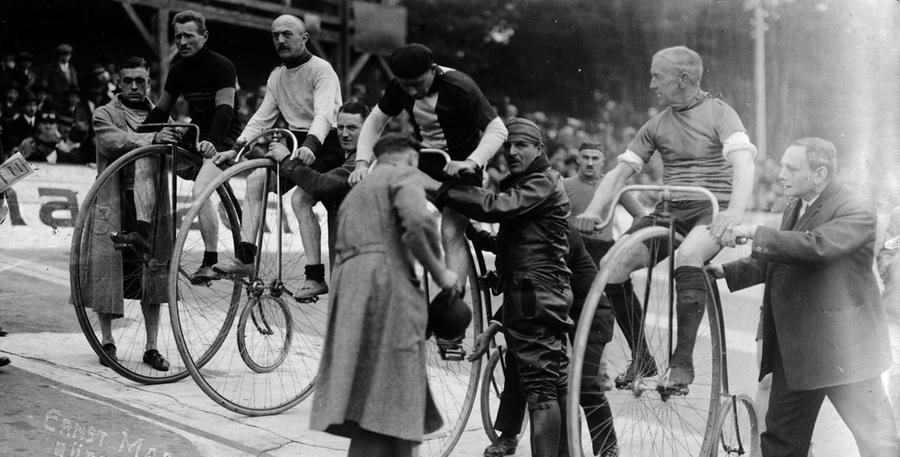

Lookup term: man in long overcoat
[310,134,453,456]
[711,137,899,457]
[84,56,179,370]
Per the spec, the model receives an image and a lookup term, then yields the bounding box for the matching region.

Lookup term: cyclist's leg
[214,167,266,276]
[660,224,721,388]
[292,187,328,299]
[192,160,221,257]
[441,206,470,290]
[605,242,659,383]
[140,301,169,370]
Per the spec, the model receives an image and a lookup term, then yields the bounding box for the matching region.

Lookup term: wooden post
[157,8,171,84]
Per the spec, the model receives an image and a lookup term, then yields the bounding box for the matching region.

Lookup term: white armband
[617,149,645,174]
[722,131,757,160]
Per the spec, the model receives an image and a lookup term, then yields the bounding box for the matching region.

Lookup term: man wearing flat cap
[44,43,79,102]
[422,117,573,457]
[350,43,508,336]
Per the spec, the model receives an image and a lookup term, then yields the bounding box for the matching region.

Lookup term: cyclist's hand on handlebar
[291,145,316,166]
[198,140,217,159]
[348,162,369,186]
[212,149,237,166]
[717,224,755,248]
[444,159,479,178]
[709,209,744,240]
[266,142,291,162]
[152,127,180,145]
[573,213,601,234]
[705,263,725,279]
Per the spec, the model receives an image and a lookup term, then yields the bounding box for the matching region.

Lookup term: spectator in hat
[57,87,91,132]
[85,64,114,111]
[14,52,36,91]
[32,84,53,113]
[5,90,39,150]
[44,43,79,101]
[54,113,88,164]
[15,110,62,162]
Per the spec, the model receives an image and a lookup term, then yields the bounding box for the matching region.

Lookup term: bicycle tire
[480,345,531,444]
[169,158,321,416]
[70,144,241,384]
[567,225,724,456]
[711,394,759,457]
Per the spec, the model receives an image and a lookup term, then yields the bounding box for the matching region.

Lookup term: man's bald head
[271,15,309,61]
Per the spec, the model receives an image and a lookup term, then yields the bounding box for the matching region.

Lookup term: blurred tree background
[404,0,900,205]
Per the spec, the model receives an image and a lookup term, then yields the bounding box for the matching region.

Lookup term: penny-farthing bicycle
[168,128,323,415]
[70,123,242,384]
[566,185,758,457]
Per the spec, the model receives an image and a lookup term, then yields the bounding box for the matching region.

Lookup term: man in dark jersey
[349,43,507,317]
[574,46,757,393]
[118,10,242,282]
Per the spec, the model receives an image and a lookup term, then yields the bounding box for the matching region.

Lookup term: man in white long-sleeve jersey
[213,14,342,301]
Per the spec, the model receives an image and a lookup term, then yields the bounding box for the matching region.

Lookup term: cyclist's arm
[581,159,636,218]
[354,105,392,167]
[206,87,236,150]
[304,71,341,155]
[620,190,648,218]
[436,173,556,223]
[465,224,498,253]
[237,86,279,147]
[723,135,757,216]
[144,89,176,124]
[465,116,508,168]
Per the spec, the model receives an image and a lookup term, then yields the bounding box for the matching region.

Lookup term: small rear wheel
[712,394,759,457]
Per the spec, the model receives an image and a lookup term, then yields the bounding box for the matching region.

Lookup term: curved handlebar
[419,148,451,162]
[234,128,299,162]
[591,185,719,231]
[137,123,201,151]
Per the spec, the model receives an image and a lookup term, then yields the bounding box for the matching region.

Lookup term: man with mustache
[574,46,757,393]
[212,14,343,302]
[119,10,242,283]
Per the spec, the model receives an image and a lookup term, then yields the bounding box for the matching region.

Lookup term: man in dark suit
[710,137,899,457]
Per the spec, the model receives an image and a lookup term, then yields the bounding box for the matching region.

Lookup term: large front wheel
[169,158,325,415]
[567,226,724,456]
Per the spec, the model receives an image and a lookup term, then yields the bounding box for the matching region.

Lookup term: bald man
[213,14,343,301]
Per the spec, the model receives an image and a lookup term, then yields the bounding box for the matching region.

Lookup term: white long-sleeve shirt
[238,55,342,145]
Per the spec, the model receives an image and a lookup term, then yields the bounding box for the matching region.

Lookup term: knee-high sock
[672,265,711,366]
[605,280,651,359]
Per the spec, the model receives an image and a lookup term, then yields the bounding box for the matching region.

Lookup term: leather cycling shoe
[143,349,170,371]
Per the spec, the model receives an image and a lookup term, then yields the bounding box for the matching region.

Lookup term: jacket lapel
[794,180,839,231]
[781,199,801,230]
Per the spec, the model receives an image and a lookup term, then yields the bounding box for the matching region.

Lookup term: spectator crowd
[0,43,783,211]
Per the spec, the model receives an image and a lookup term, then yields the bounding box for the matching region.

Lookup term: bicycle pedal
[656,383,690,399]
[437,343,466,361]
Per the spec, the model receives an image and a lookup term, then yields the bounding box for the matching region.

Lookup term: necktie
[798,200,809,219]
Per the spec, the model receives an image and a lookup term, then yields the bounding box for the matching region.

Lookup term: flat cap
[56,43,73,54]
[506,117,542,144]
[388,43,434,79]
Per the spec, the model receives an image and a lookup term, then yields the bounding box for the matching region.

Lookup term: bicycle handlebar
[137,123,201,151]
[234,128,299,162]
[590,184,719,231]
